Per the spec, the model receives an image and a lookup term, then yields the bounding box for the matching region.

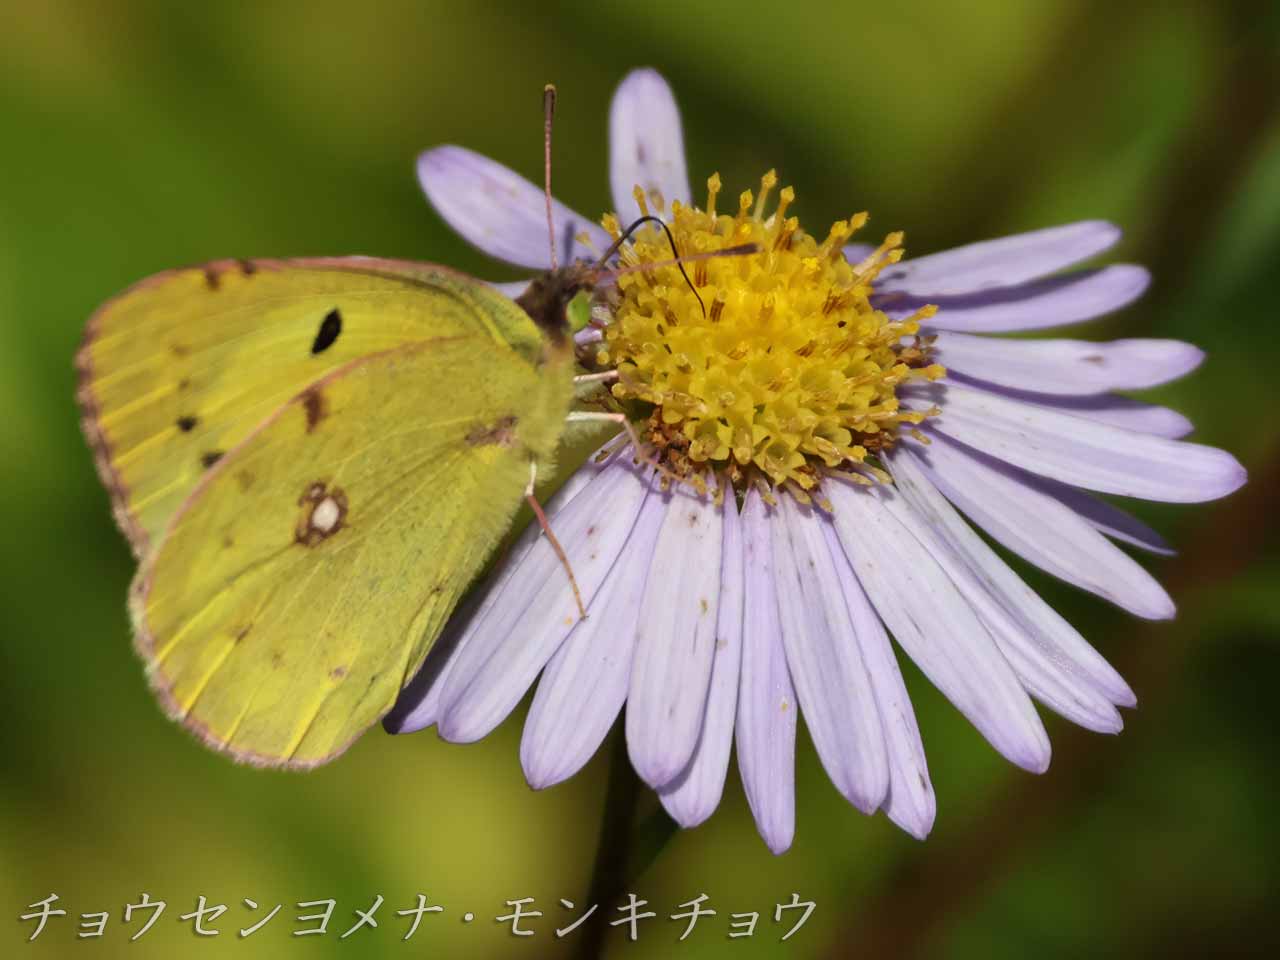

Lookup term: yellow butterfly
[77,256,594,767]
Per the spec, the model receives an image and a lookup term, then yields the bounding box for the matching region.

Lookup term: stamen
[709,291,726,323]
[775,185,795,224]
[819,219,852,258]
[706,173,721,219]
[753,169,777,220]
[759,292,775,325]
[772,216,799,252]
[632,185,650,218]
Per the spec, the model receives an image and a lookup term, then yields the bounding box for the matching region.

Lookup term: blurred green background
[2,0,1278,956]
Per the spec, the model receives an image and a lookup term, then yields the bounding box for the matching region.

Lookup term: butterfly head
[513,261,596,346]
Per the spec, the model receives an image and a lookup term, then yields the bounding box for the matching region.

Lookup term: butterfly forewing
[77,257,545,555]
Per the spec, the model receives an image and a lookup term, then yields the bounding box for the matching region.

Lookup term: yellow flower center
[595,171,945,499]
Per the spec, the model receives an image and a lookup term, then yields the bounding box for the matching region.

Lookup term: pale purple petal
[436,455,651,743]
[385,449,607,734]
[658,479,744,827]
[939,382,1193,438]
[626,486,724,788]
[877,221,1122,296]
[418,145,611,269]
[520,476,667,788]
[842,242,876,263]
[868,476,1119,732]
[772,494,888,813]
[931,333,1204,396]
[489,280,530,300]
[908,381,1246,502]
[609,68,691,220]
[891,448,1133,719]
[827,479,1051,773]
[734,488,797,854]
[909,431,1174,620]
[820,522,935,838]
[881,266,1148,333]
[1036,477,1174,556]
[910,374,1193,440]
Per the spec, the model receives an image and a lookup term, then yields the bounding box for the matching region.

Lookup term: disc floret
[596,172,945,499]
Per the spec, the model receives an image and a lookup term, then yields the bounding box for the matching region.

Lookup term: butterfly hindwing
[130,335,574,767]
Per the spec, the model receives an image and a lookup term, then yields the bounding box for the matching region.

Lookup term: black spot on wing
[302,388,326,433]
[201,450,224,469]
[465,415,519,447]
[311,308,343,355]
[176,415,198,432]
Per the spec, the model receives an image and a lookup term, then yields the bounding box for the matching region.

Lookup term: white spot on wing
[312,496,341,533]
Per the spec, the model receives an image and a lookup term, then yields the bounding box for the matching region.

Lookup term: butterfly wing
[76,257,540,555]
[130,335,573,767]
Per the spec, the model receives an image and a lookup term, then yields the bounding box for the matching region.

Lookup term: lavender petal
[609,68,691,220]
[909,381,1246,502]
[659,478,745,827]
[436,453,650,743]
[519,476,667,788]
[892,448,1134,720]
[827,479,1052,774]
[932,333,1204,396]
[877,222,1123,296]
[908,431,1174,621]
[820,521,936,838]
[734,488,798,854]
[883,266,1148,332]
[773,494,888,814]
[418,145,610,269]
[626,485,724,788]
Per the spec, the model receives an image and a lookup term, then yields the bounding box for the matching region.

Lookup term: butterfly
[76,254,598,767]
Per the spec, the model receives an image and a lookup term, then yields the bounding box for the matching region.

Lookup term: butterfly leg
[571,370,618,385]
[571,370,618,401]
[525,460,588,621]
[564,411,686,488]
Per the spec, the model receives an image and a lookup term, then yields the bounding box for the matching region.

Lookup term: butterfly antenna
[542,83,558,271]
[595,214,709,318]
[605,242,759,280]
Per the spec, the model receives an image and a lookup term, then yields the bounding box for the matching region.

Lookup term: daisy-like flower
[385,69,1246,852]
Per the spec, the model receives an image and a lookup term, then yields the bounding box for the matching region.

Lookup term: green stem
[574,724,677,960]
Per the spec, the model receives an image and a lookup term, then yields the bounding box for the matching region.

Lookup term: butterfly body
[513,261,600,338]
[78,257,576,767]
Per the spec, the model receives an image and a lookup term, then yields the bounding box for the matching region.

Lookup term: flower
[385,68,1247,853]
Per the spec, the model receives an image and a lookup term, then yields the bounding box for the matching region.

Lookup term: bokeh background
[3,1,1278,956]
